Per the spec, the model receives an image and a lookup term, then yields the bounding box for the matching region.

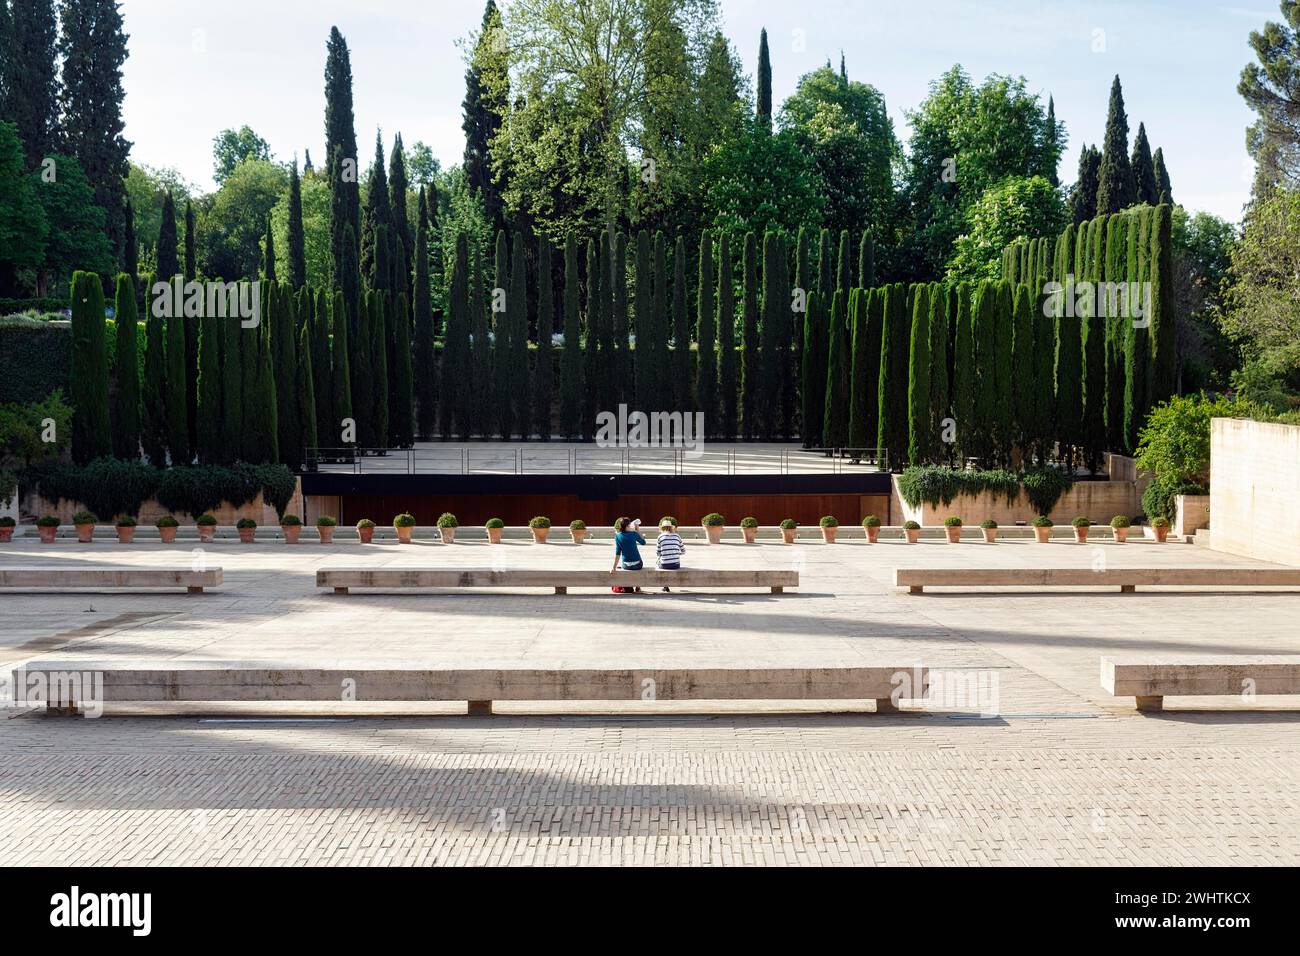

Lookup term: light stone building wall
[1210,417,1300,566]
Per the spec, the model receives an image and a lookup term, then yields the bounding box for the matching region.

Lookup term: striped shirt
[656,531,686,567]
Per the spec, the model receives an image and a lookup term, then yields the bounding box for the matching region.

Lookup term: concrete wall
[20,478,305,526]
[891,475,1142,527]
[1210,418,1300,566]
[1174,494,1210,538]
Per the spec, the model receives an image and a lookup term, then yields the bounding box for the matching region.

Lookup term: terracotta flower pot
[741,527,757,544]
[865,526,880,544]
[358,527,374,544]
[1073,526,1089,544]
[530,527,550,544]
[904,528,920,544]
[0,527,13,543]
[197,526,216,543]
[75,523,94,543]
[396,526,413,544]
[1112,527,1128,544]
[318,526,335,544]
[1033,526,1052,543]
[116,526,135,544]
[439,527,456,544]
[282,525,302,544]
[159,526,178,544]
[570,529,587,544]
[38,526,57,544]
[486,527,503,545]
[781,528,797,544]
[704,525,723,545]
[944,526,962,544]
[1153,526,1169,543]
[236,527,254,544]
[981,528,997,543]
[821,526,838,543]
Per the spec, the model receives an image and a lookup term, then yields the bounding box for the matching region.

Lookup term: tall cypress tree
[157,193,179,279]
[263,215,277,282]
[835,230,851,301]
[287,159,307,288]
[816,228,832,305]
[251,291,279,463]
[111,272,139,460]
[6,0,60,169]
[470,242,491,437]
[360,132,390,290]
[969,281,997,465]
[273,282,300,467]
[351,284,374,446]
[183,199,196,280]
[672,234,691,412]
[759,231,781,438]
[325,26,361,322]
[296,304,318,462]
[219,285,242,463]
[1040,96,1061,187]
[823,289,849,449]
[439,233,467,439]
[1148,203,1176,408]
[858,230,875,288]
[951,283,975,464]
[312,287,332,442]
[993,281,1014,464]
[611,231,629,408]
[756,28,772,129]
[389,291,414,447]
[740,232,759,439]
[463,0,509,234]
[846,289,874,454]
[123,198,138,288]
[696,230,716,427]
[1124,207,1153,452]
[496,230,515,438]
[1010,283,1033,456]
[370,290,390,447]
[559,234,582,437]
[1096,75,1137,214]
[582,236,600,430]
[195,300,222,465]
[801,290,827,448]
[534,236,554,439]
[717,232,738,439]
[651,231,670,413]
[164,302,190,465]
[1131,122,1158,206]
[413,188,436,438]
[907,284,933,466]
[878,284,910,469]
[139,273,167,467]
[388,132,412,304]
[331,291,352,448]
[1081,280,1108,473]
[1055,268,1084,464]
[1152,148,1173,205]
[508,233,529,436]
[929,284,950,462]
[632,230,652,407]
[777,236,795,437]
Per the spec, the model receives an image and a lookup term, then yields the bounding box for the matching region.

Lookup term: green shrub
[903,520,921,530]
[393,513,417,528]
[280,514,302,526]
[529,516,551,529]
[1135,393,1263,490]
[154,463,297,520]
[980,519,997,529]
[196,512,219,526]
[897,466,1019,508]
[36,515,59,527]
[356,518,376,529]
[701,512,725,526]
[114,515,137,527]
[317,515,338,526]
[236,518,256,529]
[569,519,586,531]
[156,515,179,528]
[1141,479,1203,522]
[485,518,505,529]
[943,515,962,527]
[0,467,14,508]
[819,515,838,527]
[0,516,15,527]
[0,316,72,404]
[862,515,882,527]
[27,457,160,522]
[740,516,758,528]
[72,510,97,524]
[1071,516,1090,527]
[1110,515,1130,528]
[780,518,797,529]
[1021,467,1074,516]
[1030,515,1053,527]
[1151,516,1170,528]
[437,512,459,529]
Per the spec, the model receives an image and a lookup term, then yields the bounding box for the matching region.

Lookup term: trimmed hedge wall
[0,317,72,404]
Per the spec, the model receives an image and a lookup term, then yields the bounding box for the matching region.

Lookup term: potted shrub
[862,514,881,544]
[437,512,458,544]
[316,515,337,544]
[529,516,551,543]
[740,516,759,544]
[1031,515,1053,544]
[280,514,303,544]
[356,518,376,544]
[36,515,59,544]
[819,515,839,543]
[701,512,725,545]
[943,516,963,544]
[1151,515,1171,543]
[1071,516,1091,544]
[196,513,218,543]
[157,514,180,544]
[393,513,417,544]
[114,515,137,544]
[780,518,798,544]
[73,510,97,544]
[0,516,15,543]
[980,519,998,543]
[569,519,587,544]
[235,517,256,544]
[485,517,505,544]
[1109,515,1130,544]
[903,520,921,545]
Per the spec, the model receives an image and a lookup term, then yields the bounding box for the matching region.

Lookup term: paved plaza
[1,535,1298,865]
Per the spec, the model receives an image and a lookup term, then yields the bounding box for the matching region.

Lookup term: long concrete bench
[317,567,799,594]
[12,661,926,716]
[895,567,1300,594]
[1101,656,1300,711]
[0,567,222,593]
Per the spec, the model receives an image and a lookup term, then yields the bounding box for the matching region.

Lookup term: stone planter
[1033,526,1052,544]
[865,526,880,544]
[904,528,920,544]
[358,527,374,544]
[741,527,757,544]
[197,526,216,543]
[1152,525,1169,543]
[704,525,724,545]
[530,527,550,544]
[282,525,302,544]
[781,528,797,544]
[820,526,838,543]
[39,526,57,544]
[159,526,179,544]
[0,527,13,543]
[981,528,997,543]
[439,527,456,544]
[1072,526,1090,544]
[237,527,255,544]
[570,529,587,544]
[486,527,503,545]
[396,526,414,544]
[115,526,136,544]
[318,525,336,544]
[75,522,95,543]
[944,526,962,544]
[1112,527,1128,544]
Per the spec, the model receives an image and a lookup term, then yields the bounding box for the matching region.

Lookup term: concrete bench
[317,567,799,594]
[1101,657,1300,711]
[12,661,926,716]
[895,567,1300,594]
[0,567,222,593]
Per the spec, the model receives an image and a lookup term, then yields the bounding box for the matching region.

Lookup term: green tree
[632,230,652,406]
[948,176,1066,281]
[846,289,872,452]
[1131,122,1159,205]
[413,188,436,438]
[183,199,196,280]
[907,284,933,465]
[212,125,271,184]
[140,271,167,466]
[1238,2,1300,195]
[69,272,111,464]
[801,289,827,448]
[388,133,412,303]
[325,26,361,322]
[157,191,179,278]
[199,158,287,280]
[717,231,738,438]
[951,282,975,462]
[672,234,691,412]
[163,300,190,465]
[311,287,332,443]
[32,153,112,294]
[1153,148,1173,205]
[823,289,849,448]
[879,283,910,468]
[389,291,414,447]
[929,283,951,460]
[559,233,582,437]
[534,235,554,438]
[1068,145,1101,225]
[370,290,390,447]
[439,233,468,438]
[740,231,759,438]
[696,230,717,425]
[1096,75,1137,214]
[0,121,47,294]
[508,233,528,436]
[272,282,299,466]
[756,27,772,128]
[219,287,243,462]
[287,160,307,288]
[463,0,509,234]
[111,272,139,459]
[296,303,318,459]
[4,0,60,169]
[759,231,781,437]
[331,290,353,446]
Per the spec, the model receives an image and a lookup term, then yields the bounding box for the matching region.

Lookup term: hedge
[0,317,72,404]
[898,465,1075,516]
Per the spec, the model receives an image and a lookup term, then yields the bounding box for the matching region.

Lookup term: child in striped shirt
[656,518,686,592]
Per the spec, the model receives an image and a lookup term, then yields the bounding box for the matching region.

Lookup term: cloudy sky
[119,0,1273,221]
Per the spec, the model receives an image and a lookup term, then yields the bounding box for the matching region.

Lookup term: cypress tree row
[1082,280,1108,473]
[878,284,911,469]
[534,236,554,439]
[970,280,997,465]
[219,284,243,462]
[1054,268,1084,465]
[907,284,933,466]
[157,193,179,279]
[1009,283,1033,456]
[928,284,950,462]
[1030,283,1056,463]
[800,290,826,449]
[184,200,196,281]
[823,289,849,450]
[331,290,353,447]
[496,230,514,439]
[312,287,332,444]
[273,282,300,468]
[777,236,796,438]
[672,234,691,412]
[390,291,415,447]
[583,237,600,431]
[993,281,1014,464]
[611,232,629,408]
[846,289,869,452]
[296,306,319,461]
[470,243,491,437]
[717,232,738,439]
[413,188,437,439]
[651,232,670,415]
[816,228,832,306]
[559,234,582,438]
[440,234,468,440]
[740,232,758,439]
[111,272,140,460]
[835,230,851,302]
[759,231,781,439]
[858,230,874,288]
[195,308,221,465]
[164,302,191,466]
[632,230,652,406]
[696,231,717,429]
[351,284,374,446]
[287,161,307,289]
[370,290,390,448]
[256,295,280,464]
[69,273,112,466]
[950,283,975,464]
[1148,204,1176,406]
[508,234,529,436]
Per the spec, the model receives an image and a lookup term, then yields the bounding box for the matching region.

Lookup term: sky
[119,0,1276,223]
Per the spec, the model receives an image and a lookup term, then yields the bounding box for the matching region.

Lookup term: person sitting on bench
[610,517,646,593]
[655,517,686,592]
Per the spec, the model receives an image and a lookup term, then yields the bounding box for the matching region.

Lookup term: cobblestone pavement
[2,537,1298,865]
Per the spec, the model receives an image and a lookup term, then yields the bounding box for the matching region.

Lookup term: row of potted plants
[10,512,330,545]
[909,514,1171,544]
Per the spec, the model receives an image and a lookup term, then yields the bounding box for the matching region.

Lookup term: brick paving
[1,536,1298,865]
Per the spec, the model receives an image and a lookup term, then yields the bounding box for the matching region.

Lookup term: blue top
[614,530,646,567]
